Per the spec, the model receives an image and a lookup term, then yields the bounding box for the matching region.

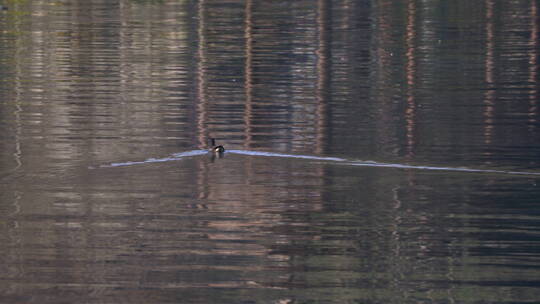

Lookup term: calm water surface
[1,1,539,303]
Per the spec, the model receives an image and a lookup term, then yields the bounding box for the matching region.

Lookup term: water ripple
[94,149,540,176]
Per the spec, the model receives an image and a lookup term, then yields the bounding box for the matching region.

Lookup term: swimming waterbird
[209,138,225,153]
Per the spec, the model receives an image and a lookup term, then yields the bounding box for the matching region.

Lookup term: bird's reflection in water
[209,150,224,162]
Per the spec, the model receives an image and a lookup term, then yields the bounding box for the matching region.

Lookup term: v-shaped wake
[93,149,540,176]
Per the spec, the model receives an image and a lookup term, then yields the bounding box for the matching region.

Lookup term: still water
[1,0,540,303]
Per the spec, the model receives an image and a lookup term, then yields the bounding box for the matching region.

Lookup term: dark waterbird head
[0,5,7,10]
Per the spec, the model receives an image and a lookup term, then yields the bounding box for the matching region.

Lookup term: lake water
[1,1,539,303]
